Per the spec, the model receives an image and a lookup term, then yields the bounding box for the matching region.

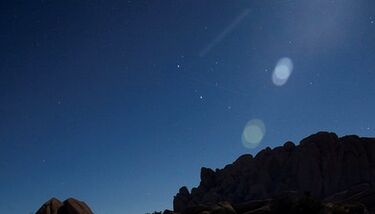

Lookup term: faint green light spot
[242,119,266,149]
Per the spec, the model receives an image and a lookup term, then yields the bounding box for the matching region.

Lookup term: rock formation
[35,198,63,214]
[166,190,374,214]
[34,132,375,214]
[35,197,93,214]
[173,132,375,213]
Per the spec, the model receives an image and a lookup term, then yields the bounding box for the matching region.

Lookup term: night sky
[1,1,375,213]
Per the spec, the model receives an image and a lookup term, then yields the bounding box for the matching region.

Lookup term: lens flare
[241,119,266,149]
[272,57,293,86]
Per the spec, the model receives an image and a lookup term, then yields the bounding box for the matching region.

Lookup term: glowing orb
[272,57,293,86]
[241,119,266,149]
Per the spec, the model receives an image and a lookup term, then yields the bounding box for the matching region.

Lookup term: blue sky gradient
[1,1,375,213]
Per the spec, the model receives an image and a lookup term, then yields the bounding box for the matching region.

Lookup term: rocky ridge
[172,132,375,213]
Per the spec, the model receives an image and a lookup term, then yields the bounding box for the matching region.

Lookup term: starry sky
[1,1,375,213]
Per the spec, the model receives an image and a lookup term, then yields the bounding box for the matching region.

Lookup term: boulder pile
[172,132,375,213]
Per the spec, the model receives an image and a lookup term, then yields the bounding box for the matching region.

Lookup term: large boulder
[36,198,63,214]
[36,197,93,214]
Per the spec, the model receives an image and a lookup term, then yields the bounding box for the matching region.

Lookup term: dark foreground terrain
[36,132,375,214]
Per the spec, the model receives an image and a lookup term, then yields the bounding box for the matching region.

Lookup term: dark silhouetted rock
[174,186,192,212]
[173,132,375,213]
[36,197,93,214]
[167,191,371,214]
[163,209,175,214]
[36,198,63,214]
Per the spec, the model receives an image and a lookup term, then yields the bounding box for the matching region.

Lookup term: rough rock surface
[165,190,374,214]
[35,198,62,214]
[36,197,93,214]
[173,132,375,213]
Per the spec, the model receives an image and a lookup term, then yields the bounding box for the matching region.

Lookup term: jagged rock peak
[173,131,375,212]
[36,197,93,214]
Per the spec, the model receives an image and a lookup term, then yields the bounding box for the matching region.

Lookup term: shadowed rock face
[173,132,375,213]
[36,198,93,214]
[166,190,374,214]
[35,198,62,214]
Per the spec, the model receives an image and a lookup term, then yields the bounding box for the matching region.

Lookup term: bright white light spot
[241,119,266,149]
[200,95,203,99]
[272,57,293,86]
